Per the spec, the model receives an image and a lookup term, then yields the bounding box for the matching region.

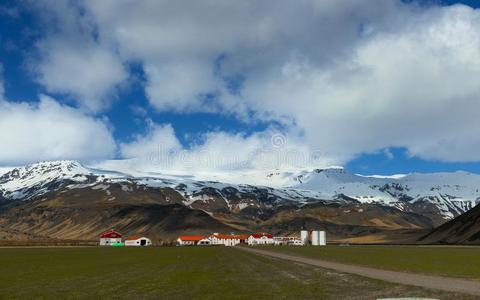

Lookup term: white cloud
[30,0,128,112]
[120,122,181,159]
[0,95,116,164]
[0,79,4,102]
[27,1,480,163]
[35,42,127,112]
[119,122,340,173]
[240,4,480,162]
[143,60,219,112]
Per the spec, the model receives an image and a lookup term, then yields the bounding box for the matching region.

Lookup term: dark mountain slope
[419,204,480,244]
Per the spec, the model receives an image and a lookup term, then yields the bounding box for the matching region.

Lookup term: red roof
[250,233,273,239]
[100,230,123,238]
[179,236,205,242]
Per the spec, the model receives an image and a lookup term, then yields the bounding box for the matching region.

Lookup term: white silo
[311,230,320,246]
[319,231,326,246]
[300,230,309,245]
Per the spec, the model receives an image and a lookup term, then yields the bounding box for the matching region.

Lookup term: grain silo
[311,230,320,246]
[300,230,309,245]
[319,231,326,246]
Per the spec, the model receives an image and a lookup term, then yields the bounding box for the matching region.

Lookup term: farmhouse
[209,234,241,246]
[175,231,319,247]
[177,236,206,246]
[99,230,123,246]
[247,233,274,245]
[273,236,302,246]
[125,236,152,247]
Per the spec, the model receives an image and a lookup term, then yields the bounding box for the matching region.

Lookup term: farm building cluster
[99,230,152,247]
[98,230,327,247]
[177,230,327,247]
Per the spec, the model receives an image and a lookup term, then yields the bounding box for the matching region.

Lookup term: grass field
[0,247,476,299]
[0,246,475,299]
[263,245,480,280]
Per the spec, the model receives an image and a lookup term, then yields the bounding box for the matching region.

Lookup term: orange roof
[179,235,205,242]
[126,235,144,241]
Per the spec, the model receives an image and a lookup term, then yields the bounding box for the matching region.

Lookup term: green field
[263,245,480,279]
[0,246,475,299]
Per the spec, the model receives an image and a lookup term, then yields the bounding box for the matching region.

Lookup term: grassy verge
[0,246,475,299]
[259,245,480,280]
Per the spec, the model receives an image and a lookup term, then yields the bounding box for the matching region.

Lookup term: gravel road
[237,247,480,297]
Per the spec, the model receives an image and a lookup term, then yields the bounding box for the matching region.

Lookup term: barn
[125,236,152,247]
[99,230,123,246]
[247,233,274,245]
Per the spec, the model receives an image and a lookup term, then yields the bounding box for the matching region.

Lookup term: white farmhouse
[247,233,274,245]
[209,234,247,246]
[273,236,301,246]
[125,236,152,246]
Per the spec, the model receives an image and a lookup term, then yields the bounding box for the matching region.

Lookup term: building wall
[210,237,240,246]
[247,236,274,245]
[177,239,197,246]
[197,239,211,245]
[125,238,152,246]
[99,237,122,246]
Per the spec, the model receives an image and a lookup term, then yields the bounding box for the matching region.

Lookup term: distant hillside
[419,204,480,244]
[1,160,480,243]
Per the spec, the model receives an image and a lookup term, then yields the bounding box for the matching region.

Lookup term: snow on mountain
[0,167,14,177]
[0,161,316,211]
[0,161,96,200]
[0,160,479,220]
[289,168,480,218]
[91,159,305,187]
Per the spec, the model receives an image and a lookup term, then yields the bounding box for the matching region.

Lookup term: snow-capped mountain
[0,161,95,200]
[286,167,480,219]
[0,161,322,212]
[0,160,479,221]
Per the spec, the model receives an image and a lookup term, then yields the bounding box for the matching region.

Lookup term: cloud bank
[5,0,480,168]
[118,121,317,172]
[0,94,116,164]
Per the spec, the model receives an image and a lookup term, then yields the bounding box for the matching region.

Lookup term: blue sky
[1,0,480,175]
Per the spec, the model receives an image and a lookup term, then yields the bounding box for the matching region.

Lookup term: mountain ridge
[1,160,479,220]
[0,160,479,243]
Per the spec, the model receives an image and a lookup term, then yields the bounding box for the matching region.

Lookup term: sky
[1,0,480,175]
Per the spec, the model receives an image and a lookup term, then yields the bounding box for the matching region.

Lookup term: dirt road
[237,247,480,296]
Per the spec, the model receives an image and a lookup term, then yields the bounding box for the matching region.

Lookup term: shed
[176,236,205,246]
[125,236,152,247]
